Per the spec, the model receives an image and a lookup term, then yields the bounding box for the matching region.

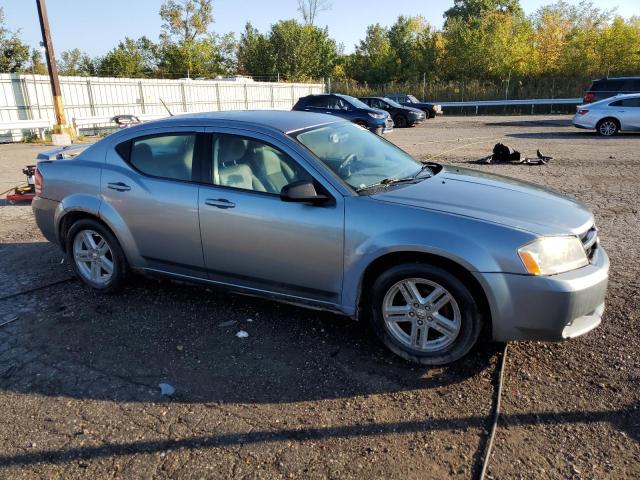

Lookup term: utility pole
[36,0,74,140]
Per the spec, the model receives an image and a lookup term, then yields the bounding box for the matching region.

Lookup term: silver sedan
[573,93,640,136]
[32,111,608,365]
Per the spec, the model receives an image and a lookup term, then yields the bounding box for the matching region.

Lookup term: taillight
[583,93,595,104]
[577,109,589,115]
[34,168,43,196]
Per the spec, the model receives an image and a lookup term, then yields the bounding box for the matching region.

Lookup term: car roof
[132,110,342,134]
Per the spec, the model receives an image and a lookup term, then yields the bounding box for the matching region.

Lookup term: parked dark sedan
[359,97,426,128]
[385,93,442,118]
[292,93,393,134]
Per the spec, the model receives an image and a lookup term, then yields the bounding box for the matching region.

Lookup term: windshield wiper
[356,164,436,193]
[356,176,419,192]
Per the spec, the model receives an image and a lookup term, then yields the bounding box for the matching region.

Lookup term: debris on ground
[235,330,249,338]
[477,144,552,165]
[159,383,176,397]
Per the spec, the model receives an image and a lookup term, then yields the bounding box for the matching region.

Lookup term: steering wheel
[338,153,357,175]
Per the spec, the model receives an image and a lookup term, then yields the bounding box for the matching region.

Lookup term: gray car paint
[32,111,608,342]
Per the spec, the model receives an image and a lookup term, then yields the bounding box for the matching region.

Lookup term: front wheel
[369,264,482,365]
[394,115,408,128]
[66,218,127,293]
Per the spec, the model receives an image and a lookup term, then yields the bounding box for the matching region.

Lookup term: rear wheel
[66,218,127,293]
[369,263,482,365]
[597,118,619,136]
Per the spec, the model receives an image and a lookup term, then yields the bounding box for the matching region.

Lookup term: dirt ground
[0,115,638,479]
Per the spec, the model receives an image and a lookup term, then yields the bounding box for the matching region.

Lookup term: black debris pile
[477,144,552,165]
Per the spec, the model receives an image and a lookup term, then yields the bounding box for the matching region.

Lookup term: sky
[3,0,639,57]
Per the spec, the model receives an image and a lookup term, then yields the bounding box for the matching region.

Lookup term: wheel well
[58,211,109,252]
[358,251,491,331]
[597,117,620,128]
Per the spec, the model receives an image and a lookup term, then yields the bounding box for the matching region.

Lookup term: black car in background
[583,77,640,103]
[292,93,393,134]
[384,93,443,118]
[359,97,426,128]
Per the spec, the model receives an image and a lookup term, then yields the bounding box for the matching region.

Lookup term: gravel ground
[0,116,638,479]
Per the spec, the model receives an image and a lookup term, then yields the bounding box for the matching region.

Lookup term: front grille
[579,226,598,261]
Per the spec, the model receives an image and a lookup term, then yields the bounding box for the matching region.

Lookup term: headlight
[518,236,588,276]
[368,112,385,119]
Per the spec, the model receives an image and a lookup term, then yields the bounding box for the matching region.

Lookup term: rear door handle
[205,198,235,209]
[107,182,131,192]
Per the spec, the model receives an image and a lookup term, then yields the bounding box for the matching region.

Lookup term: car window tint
[609,100,624,106]
[306,96,328,108]
[130,133,195,182]
[623,98,640,107]
[212,134,311,195]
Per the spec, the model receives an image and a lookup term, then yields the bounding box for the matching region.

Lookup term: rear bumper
[32,196,60,245]
[479,246,609,342]
[572,115,596,129]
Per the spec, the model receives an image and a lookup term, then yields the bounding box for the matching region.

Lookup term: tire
[354,120,369,128]
[596,118,619,136]
[66,218,127,293]
[369,263,482,365]
[424,109,433,119]
[394,115,408,128]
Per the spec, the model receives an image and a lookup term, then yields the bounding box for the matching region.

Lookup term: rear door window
[306,96,330,108]
[128,133,196,182]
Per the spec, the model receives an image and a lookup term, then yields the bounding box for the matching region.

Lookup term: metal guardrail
[437,98,583,114]
[0,119,52,139]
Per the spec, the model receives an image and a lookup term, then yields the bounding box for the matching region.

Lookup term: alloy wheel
[73,229,114,285]
[599,120,617,136]
[382,277,461,352]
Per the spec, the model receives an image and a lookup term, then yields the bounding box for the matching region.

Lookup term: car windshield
[383,97,403,108]
[338,95,370,110]
[407,95,420,103]
[293,122,426,192]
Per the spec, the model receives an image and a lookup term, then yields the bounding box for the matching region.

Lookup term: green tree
[444,0,524,23]
[348,24,393,83]
[237,23,274,77]
[97,37,158,77]
[58,48,96,76]
[0,7,30,73]
[440,11,533,80]
[28,49,48,75]
[159,0,228,78]
[238,20,337,81]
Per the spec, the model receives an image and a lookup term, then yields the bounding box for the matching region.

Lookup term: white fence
[0,74,324,142]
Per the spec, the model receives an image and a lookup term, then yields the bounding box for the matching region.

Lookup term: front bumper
[478,245,609,342]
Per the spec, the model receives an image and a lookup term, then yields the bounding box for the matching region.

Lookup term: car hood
[372,166,594,236]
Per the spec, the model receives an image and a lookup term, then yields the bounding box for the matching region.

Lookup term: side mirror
[280,180,330,205]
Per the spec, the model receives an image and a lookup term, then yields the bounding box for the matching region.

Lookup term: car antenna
[160,98,174,116]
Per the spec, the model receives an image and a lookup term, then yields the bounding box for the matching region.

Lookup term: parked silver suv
[32,111,609,365]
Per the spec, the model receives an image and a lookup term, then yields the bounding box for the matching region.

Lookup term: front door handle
[107,182,131,192]
[205,198,235,209]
